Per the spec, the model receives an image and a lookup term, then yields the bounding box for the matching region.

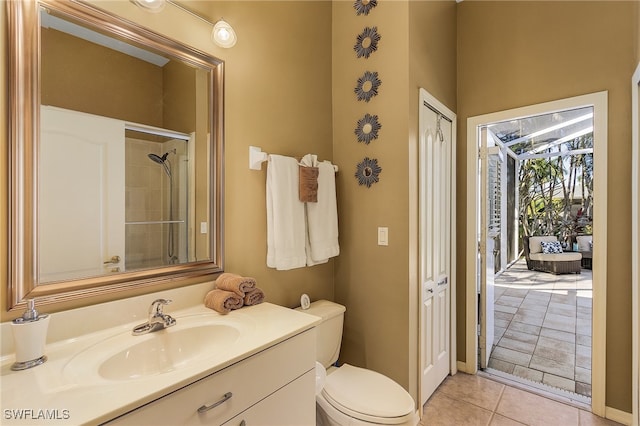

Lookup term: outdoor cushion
[528,236,559,254]
[576,235,592,252]
[529,252,582,262]
[540,241,563,254]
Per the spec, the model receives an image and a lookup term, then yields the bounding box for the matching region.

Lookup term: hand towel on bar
[300,154,340,265]
[266,155,307,270]
[204,289,244,314]
[215,272,256,297]
[299,165,319,202]
[243,287,265,306]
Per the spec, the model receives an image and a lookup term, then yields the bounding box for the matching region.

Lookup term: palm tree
[519,134,593,244]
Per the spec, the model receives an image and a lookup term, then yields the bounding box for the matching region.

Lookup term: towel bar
[249,146,338,172]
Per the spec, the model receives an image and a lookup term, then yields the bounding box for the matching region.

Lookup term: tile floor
[420,372,620,426]
[488,259,593,397]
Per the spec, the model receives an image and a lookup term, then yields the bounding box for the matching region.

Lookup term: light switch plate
[378,227,388,246]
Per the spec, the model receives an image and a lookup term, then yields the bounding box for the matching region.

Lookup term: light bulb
[217,28,230,42]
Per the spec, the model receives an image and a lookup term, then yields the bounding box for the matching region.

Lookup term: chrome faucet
[132,299,177,336]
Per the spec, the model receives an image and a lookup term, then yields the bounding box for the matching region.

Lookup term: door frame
[464,92,608,416]
[632,62,640,426]
[417,88,457,408]
[478,131,499,369]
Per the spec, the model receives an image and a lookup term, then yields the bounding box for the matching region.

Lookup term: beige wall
[163,60,196,134]
[43,29,201,134]
[332,0,457,397]
[2,0,636,414]
[332,0,411,391]
[124,0,335,306]
[41,28,164,127]
[207,1,335,307]
[457,1,637,412]
[409,1,457,113]
[637,0,640,62]
[0,1,334,321]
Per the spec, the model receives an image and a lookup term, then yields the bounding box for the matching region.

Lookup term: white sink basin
[63,314,253,383]
[99,323,239,380]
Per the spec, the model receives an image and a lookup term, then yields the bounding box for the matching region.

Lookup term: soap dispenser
[10,299,50,371]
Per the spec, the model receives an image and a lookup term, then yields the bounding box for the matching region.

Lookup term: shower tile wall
[125,138,165,269]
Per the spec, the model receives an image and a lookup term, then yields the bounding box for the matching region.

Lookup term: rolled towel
[204,289,244,314]
[215,273,256,297]
[244,287,265,306]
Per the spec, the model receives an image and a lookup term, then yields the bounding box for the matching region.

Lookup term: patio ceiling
[487,106,594,161]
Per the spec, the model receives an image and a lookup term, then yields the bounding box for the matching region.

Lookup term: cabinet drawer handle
[197,392,233,413]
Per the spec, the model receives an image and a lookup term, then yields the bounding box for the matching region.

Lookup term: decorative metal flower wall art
[354,113,381,144]
[354,27,381,59]
[354,71,381,102]
[353,0,377,16]
[355,157,382,188]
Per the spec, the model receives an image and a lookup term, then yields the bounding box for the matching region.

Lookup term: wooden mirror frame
[6,0,224,312]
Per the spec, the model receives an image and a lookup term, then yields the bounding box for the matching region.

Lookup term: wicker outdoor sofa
[575,234,593,270]
[523,235,582,274]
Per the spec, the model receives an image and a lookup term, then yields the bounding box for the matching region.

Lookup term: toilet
[298,300,418,426]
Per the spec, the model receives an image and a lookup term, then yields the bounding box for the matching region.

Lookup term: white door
[39,106,125,282]
[478,128,502,368]
[419,90,454,405]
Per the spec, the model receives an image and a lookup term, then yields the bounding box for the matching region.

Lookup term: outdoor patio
[488,258,593,399]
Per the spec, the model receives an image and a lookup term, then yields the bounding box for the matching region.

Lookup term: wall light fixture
[211,19,237,48]
[131,0,237,48]
[131,0,166,13]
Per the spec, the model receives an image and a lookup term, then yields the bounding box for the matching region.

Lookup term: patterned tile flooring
[487,259,593,398]
[420,373,620,426]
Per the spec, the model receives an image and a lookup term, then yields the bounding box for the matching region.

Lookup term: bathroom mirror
[7,0,224,311]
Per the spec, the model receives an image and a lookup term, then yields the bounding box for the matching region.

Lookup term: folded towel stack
[204,273,265,314]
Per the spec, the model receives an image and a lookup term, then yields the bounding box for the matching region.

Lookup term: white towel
[266,155,307,270]
[300,155,340,265]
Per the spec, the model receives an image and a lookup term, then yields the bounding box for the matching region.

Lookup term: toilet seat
[321,364,415,425]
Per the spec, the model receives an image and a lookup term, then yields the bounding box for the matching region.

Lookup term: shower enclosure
[125,128,190,269]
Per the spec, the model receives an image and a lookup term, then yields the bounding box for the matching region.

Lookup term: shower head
[148,152,168,164]
[148,150,174,178]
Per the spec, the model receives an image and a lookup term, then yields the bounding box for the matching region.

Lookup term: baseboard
[605,406,633,425]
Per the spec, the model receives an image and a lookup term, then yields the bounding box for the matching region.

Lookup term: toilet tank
[297,300,346,368]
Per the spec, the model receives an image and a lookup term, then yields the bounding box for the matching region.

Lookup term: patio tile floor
[488,258,592,398]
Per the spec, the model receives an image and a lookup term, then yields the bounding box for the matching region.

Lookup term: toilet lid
[322,364,415,424]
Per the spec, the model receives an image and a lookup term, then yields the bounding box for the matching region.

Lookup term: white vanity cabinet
[222,370,315,426]
[105,329,316,426]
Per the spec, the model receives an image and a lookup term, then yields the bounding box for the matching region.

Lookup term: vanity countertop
[0,303,320,425]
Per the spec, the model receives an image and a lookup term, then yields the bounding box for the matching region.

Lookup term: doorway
[481,107,594,402]
[465,92,608,415]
